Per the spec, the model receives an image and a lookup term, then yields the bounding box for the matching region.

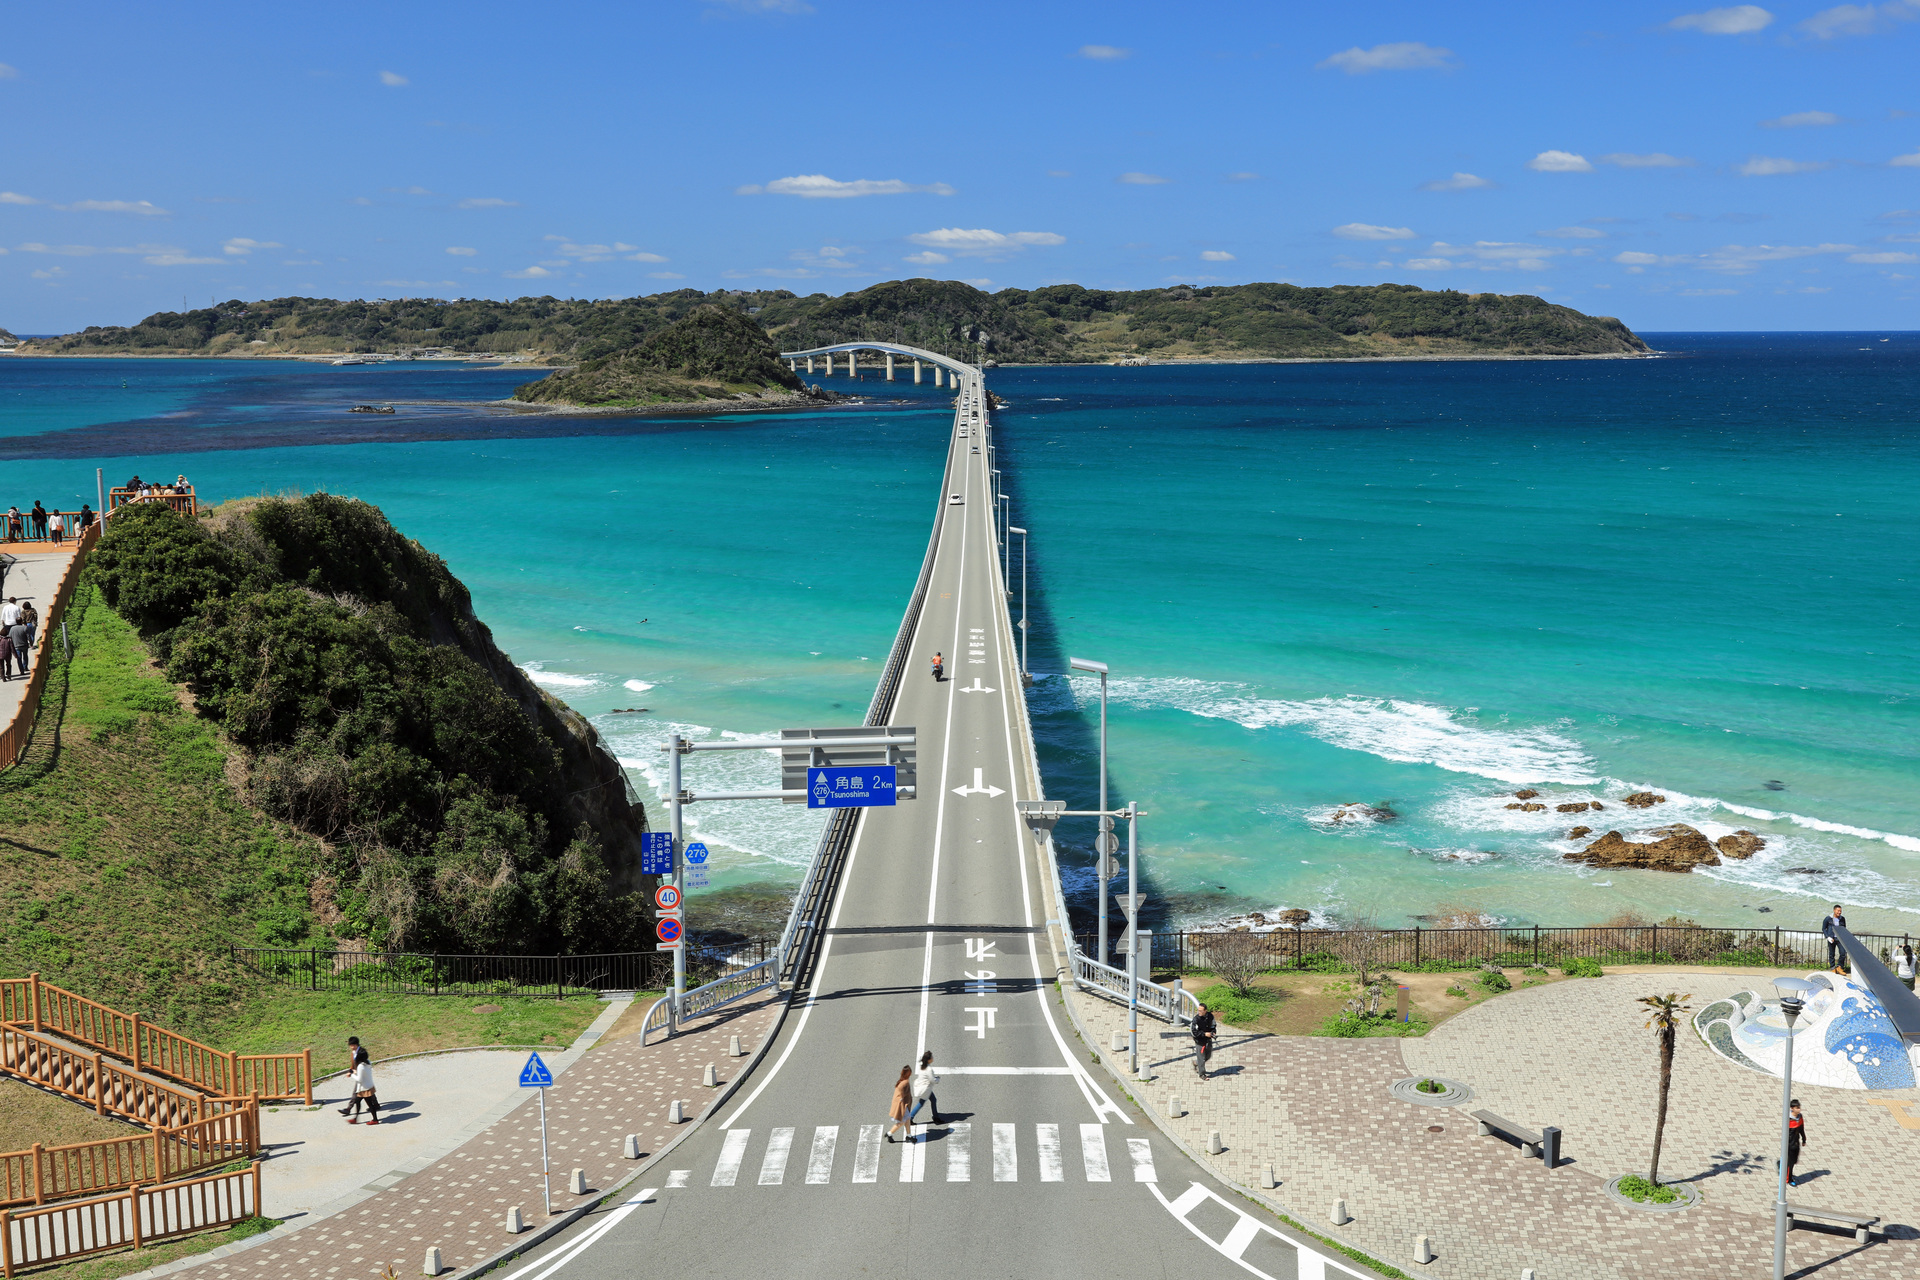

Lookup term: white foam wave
[519,663,603,690]
[1716,800,1920,854]
[601,716,821,869]
[624,679,655,693]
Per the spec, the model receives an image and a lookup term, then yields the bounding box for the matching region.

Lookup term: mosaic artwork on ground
[1695,972,1918,1090]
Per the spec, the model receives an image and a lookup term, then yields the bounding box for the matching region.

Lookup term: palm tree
[1639,991,1693,1186]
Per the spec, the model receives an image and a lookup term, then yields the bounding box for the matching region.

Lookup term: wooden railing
[107,486,196,517]
[0,1028,214,1130]
[0,519,98,772]
[0,1107,256,1210]
[0,975,310,1104]
[0,1162,259,1276]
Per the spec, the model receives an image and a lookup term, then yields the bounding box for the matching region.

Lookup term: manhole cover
[1390,1076,1473,1107]
[1427,1125,1444,1133]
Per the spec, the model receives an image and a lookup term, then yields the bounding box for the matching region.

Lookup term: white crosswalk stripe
[707,1123,1139,1187]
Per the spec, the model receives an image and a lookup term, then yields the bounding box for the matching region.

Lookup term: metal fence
[1077,923,1918,976]
[229,937,776,999]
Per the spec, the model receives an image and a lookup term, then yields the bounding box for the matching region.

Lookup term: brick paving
[1066,976,1920,1279]
[181,991,784,1279]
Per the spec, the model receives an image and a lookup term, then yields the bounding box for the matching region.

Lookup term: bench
[1785,1203,1881,1244]
[1471,1109,1562,1168]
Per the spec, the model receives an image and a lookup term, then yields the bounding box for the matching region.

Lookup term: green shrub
[1196,983,1277,1026]
[1523,965,1548,977]
[1477,969,1512,992]
[1445,984,1470,998]
[1562,956,1605,978]
[1316,1010,1428,1038]
[1615,1175,1678,1204]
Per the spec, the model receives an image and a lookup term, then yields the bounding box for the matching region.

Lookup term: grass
[229,987,606,1067]
[0,1079,142,1153]
[1177,968,1570,1037]
[1616,1174,1680,1204]
[22,1216,278,1280]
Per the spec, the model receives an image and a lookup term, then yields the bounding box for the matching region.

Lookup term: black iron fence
[229,936,777,999]
[1078,923,1917,976]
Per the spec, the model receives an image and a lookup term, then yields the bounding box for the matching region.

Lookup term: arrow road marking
[958,677,997,694]
[952,768,1006,798]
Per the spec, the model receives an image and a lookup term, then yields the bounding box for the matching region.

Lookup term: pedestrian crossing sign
[518,1052,553,1088]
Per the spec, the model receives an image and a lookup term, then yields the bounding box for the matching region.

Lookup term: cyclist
[931,652,944,682]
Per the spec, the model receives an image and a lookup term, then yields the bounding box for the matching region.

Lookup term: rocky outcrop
[1564,823,1719,872]
[1513,789,1540,800]
[1505,802,1546,812]
[1621,791,1667,809]
[1329,803,1398,823]
[1716,830,1766,860]
[1567,826,1593,840]
[1556,802,1593,813]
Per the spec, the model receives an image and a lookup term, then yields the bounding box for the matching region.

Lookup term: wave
[600,715,820,869]
[518,662,603,691]
[624,679,655,693]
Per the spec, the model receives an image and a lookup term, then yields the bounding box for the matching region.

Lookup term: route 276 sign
[806,765,898,808]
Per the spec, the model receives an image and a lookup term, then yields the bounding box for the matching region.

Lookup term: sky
[2,0,1917,334]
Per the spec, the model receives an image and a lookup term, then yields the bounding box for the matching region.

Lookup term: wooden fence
[0,1107,256,1209]
[0,975,310,1104]
[106,486,196,517]
[0,1162,259,1276]
[0,519,97,772]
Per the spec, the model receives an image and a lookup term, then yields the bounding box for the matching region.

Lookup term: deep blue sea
[4,336,1916,937]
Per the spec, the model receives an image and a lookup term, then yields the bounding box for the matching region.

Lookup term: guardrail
[640,956,780,1047]
[0,1161,259,1276]
[0,1106,258,1209]
[1070,949,1195,1025]
[0,518,99,772]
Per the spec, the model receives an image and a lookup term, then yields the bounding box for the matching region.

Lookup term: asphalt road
[492,376,1372,1280]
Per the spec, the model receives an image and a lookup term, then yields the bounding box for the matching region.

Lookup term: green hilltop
[511,307,806,407]
[25,278,1649,365]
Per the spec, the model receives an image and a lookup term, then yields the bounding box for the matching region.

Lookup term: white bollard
[702,1062,717,1088]
[623,1133,641,1160]
[569,1168,586,1195]
[424,1245,443,1275]
[668,1099,684,1124]
[1522,1271,1537,1280]
[1260,1164,1277,1189]
[1111,1031,1127,1052]
[1331,1198,1350,1225]
[1414,1235,1435,1265]
[729,1034,742,1057]
[1207,1131,1224,1155]
[506,1206,525,1234]
[1168,1095,1185,1117]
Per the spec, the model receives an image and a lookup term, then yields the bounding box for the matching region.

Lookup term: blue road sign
[640,831,673,876]
[684,841,710,866]
[807,765,898,809]
[518,1052,554,1088]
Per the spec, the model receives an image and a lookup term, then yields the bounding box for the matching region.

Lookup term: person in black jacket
[1822,905,1847,972]
[1191,1004,1217,1080]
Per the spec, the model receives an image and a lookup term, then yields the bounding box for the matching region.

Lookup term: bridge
[779,339,976,387]
[503,364,1367,1279]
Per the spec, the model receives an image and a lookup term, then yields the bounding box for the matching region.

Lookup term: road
[496,372,1371,1280]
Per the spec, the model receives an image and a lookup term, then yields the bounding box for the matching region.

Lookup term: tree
[1639,992,1693,1186]
[1196,931,1270,995]
[1327,908,1393,990]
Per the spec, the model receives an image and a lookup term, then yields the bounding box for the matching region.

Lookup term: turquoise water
[3,339,1916,937]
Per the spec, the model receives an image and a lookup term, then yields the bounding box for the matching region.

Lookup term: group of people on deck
[1,597,38,680]
[3,502,95,544]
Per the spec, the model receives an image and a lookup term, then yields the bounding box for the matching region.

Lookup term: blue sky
[2,1,1917,334]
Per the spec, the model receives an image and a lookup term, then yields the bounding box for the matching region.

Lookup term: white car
[948,493,964,505]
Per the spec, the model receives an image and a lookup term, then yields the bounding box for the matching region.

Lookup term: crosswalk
[703,1123,1157,1188]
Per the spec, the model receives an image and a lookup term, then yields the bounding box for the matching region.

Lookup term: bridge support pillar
[848,350,858,377]
[934,365,944,387]
[805,355,814,374]
[913,359,922,384]
[885,353,894,380]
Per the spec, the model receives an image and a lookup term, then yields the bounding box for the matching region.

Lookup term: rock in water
[1555,802,1591,813]
[1564,823,1719,872]
[1621,791,1668,809]
[1567,826,1593,840]
[1716,830,1766,859]
[1513,789,1540,800]
[1504,802,1546,812]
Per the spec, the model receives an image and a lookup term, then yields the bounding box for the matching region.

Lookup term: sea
[3,334,1916,940]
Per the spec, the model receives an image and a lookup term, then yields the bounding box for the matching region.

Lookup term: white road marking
[853,1124,883,1183]
[665,1170,689,1188]
[947,1122,971,1181]
[1127,1137,1157,1182]
[938,1066,1074,1075]
[758,1127,794,1185]
[962,1006,998,1038]
[965,939,998,960]
[916,475,972,1059]
[1037,1123,1064,1182]
[951,768,1006,797]
[992,1123,1017,1182]
[1151,1180,1368,1280]
[495,1183,658,1280]
[712,1129,750,1187]
[805,1126,837,1184]
[1080,1123,1111,1182]
[964,968,995,994]
[899,1122,926,1182]
[958,677,996,693]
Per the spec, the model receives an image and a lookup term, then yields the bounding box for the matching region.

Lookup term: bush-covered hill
[513,307,806,406]
[29,279,1648,363]
[87,495,654,956]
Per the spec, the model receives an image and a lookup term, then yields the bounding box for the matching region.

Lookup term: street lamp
[1772,976,1813,1280]
[1069,656,1110,965]
[1008,527,1028,683]
[1000,494,1011,593]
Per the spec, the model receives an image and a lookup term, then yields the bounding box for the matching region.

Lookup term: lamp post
[1000,494,1011,593]
[1773,977,1812,1280]
[1069,656,1110,964]
[1008,526,1028,683]
[1124,800,1140,1076]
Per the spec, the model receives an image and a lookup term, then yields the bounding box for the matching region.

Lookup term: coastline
[4,347,1657,367]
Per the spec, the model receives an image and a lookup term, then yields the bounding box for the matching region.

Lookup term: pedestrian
[0,598,17,629]
[907,1050,940,1126]
[1786,1100,1806,1186]
[0,630,13,683]
[5,618,26,678]
[1822,905,1848,972]
[29,502,47,541]
[4,508,20,542]
[1895,943,1916,992]
[885,1065,912,1142]
[48,511,64,546]
[931,652,944,682]
[1191,1002,1218,1080]
[340,1036,381,1124]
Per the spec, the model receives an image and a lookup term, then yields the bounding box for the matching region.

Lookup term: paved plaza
[1066,969,1919,1279]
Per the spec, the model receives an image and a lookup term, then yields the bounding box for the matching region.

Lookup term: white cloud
[0,63,17,78]
[960,278,993,288]
[627,251,667,262]
[1539,226,1606,238]
[1737,156,1830,175]
[61,199,169,215]
[1528,151,1593,172]
[738,174,954,198]
[457,197,520,209]
[1891,150,1920,167]
[1077,45,1130,59]
[0,191,39,204]
[1763,111,1842,128]
[1316,42,1455,74]
[144,252,225,266]
[648,271,686,279]
[446,246,478,256]
[1613,251,1667,265]
[1418,172,1493,191]
[544,237,652,262]
[1701,242,1856,271]
[1848,250,1920,262]
[1668,6,1774,34]
[503,266,554,279]
[1404,258,1453,270]
[1117,172,1170,185]
[1801,2,1920,39]
[379,70,409,87]
[907,228,1065,258]
[1224,172,1260,182]
[721,267,821,279]
[1599,152,1696,168]
[1333,223,1416,240]
[905,251,950,265]
[1429,240,1562,270]
[18,241,177,257]
[31,267,63,278]
[221,238,281,255]
[1200,250,1235,261]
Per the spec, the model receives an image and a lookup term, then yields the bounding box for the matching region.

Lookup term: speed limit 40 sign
[655,884,681,912]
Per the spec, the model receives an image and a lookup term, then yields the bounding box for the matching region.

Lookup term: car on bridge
[948,493,964,505]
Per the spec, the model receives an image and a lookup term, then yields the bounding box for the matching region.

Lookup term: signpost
[640,831,674,876]
[806,765,899,808]
[684,841,710,889]
[518,1052,555,1214]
